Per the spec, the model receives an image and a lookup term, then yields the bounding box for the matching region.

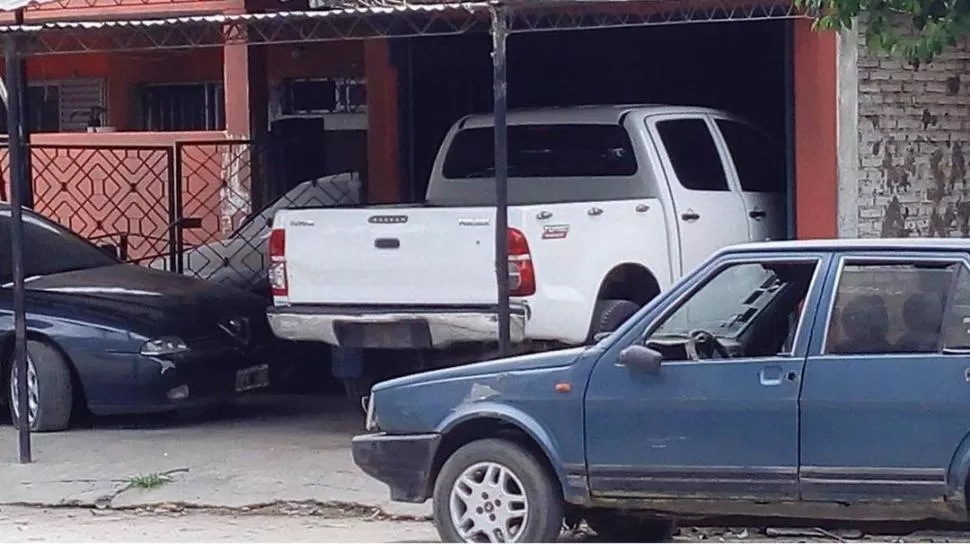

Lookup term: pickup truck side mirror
[617,344,663,373]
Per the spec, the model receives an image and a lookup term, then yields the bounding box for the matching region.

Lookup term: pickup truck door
[799,253,970,505]
[710,116,787,242]
[646,114,750,273]
[584,253,827,502]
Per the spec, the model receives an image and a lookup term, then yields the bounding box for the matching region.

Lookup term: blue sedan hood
[373,345,589,393]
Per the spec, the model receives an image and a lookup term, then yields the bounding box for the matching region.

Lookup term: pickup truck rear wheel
[589,299,641,340]
[584,510,677,542]
[433,438,564,543]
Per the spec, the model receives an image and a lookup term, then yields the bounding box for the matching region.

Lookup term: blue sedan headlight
[140,336,190,357]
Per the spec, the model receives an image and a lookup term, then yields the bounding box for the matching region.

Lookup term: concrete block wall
[845,19,970,238]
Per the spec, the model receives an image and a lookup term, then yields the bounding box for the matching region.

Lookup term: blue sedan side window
[824,262,956,355]
[644,260,818,362]
[943,266,970,350]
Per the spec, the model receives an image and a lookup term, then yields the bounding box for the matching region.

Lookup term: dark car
[354,239,970,542]
[0,205,275,432]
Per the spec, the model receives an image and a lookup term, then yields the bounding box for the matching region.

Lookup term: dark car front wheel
[7,340,73,432]
[432,438,564,543]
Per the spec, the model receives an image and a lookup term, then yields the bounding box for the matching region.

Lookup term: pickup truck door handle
[749,208,767,220]
[536,210,552,220]
[680,210,700,222]
[588,207,604,216]
[635,204,650,213]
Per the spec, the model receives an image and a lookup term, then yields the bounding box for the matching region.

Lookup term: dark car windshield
[0,209,117,283]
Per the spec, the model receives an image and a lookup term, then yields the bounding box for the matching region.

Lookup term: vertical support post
[17,54,31,210]
[5,33,32,463]
[168,142,186,275]
[166,144,179,274]
[491,6,511,357]
[783,19,795,240]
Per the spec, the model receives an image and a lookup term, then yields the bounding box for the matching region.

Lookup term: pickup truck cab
[267,105,784,357]
[353,239,970,542]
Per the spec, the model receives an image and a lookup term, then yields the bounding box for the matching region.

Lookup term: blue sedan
[0,205,275,432]
[354,239,970,542]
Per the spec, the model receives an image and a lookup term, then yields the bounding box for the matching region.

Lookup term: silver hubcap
[449,462,529,542]
[10,356,38,427]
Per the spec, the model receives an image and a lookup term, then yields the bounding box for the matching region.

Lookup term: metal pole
[491,6,511,357]
[5,33,31,463]
[18,55,31,210]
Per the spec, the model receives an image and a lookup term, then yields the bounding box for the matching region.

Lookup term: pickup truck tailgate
[278,207,501,305]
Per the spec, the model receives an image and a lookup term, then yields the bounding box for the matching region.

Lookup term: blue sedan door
[800,253,970,506]
[585,253,829,501]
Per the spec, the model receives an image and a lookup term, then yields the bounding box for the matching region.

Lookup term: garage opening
[394,19,794,237]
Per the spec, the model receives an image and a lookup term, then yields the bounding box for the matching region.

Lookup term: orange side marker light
[555,382,571,393]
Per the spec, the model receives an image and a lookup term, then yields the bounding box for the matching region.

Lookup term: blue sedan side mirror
[617,344,663,373]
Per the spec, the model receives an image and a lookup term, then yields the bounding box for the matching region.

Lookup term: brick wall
[851,19,970,238]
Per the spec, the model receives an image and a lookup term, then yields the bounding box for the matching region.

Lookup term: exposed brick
[852,21,970,239]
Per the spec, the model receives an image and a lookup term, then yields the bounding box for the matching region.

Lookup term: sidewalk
[0,505,438,543]
[0,395,430,519]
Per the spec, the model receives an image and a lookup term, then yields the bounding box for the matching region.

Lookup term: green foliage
[795,0,970,66]
[126,472,171,490]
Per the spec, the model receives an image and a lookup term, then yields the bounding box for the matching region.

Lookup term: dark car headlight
[140,336,190,357]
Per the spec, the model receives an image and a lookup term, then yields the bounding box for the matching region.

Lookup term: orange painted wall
[19,42,366,131]
[793,20,839,239]
[364,39,399,204]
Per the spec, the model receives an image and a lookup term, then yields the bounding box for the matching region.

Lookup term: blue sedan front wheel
[432,438,564,543]
[7,340,73,432]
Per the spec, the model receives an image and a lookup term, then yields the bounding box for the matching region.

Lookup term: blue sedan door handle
[759,365,797,386]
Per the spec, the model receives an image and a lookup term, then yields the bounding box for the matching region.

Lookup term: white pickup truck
[266,105,785,359]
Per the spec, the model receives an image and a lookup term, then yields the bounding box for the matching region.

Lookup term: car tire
[584,510,677,542]
[433,438,564,543]
[589,299,641,340]
[7,340,73,433]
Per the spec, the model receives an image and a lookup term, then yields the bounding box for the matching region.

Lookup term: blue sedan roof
[724,238,970,255]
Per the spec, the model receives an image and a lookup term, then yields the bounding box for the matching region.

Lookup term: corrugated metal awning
[0,0,58,12]
[0,0,803,55]
[0,1,491,31]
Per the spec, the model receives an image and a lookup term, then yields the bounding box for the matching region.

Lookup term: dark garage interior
[393,19,792,204]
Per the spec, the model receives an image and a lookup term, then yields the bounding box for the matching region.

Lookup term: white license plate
[235,364,270,392]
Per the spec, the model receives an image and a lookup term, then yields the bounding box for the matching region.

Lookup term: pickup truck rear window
[442,124,638,179]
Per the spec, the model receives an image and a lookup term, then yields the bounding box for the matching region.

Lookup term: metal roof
[0,0,804,55]
[0,0,58,12]
[726,238,970,254]
[0,1,491,32]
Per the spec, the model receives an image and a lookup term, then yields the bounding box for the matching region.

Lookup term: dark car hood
[23,264,266,336]
[372,345,589,393]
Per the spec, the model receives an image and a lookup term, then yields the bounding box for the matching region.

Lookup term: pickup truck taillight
[508,227,536,297]
[268,228,287,298]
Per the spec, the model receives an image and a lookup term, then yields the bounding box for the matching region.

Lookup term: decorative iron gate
[0,140,362,294]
